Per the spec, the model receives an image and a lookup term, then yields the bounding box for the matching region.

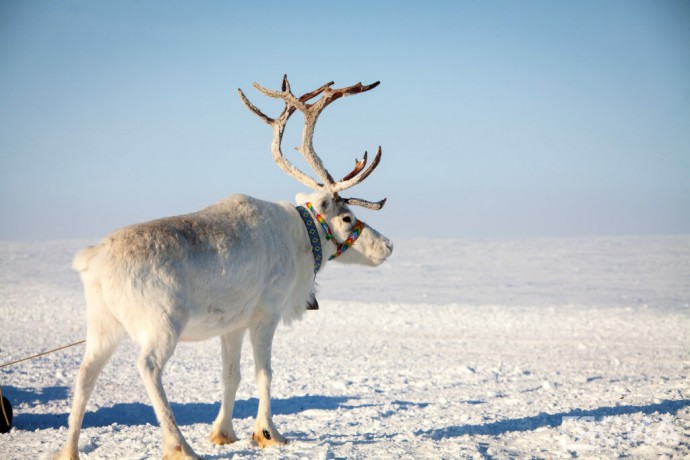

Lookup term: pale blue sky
[1,1,688,239]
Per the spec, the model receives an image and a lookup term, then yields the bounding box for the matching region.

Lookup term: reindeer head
[239,75,393,267]
[294,190,392,267]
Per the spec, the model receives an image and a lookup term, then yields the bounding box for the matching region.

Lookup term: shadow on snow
[5,385,688,440]
[415,399,690,440]
[3,385,351,431]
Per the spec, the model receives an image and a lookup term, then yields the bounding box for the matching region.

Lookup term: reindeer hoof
[252,429,287,448]
[209,428,238,445]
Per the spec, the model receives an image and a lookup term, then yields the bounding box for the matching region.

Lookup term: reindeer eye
[342,216,352,223]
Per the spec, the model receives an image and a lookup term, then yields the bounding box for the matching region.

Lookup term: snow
[1,236,689,459]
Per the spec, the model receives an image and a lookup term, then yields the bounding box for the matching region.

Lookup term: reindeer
[55,76,393,460]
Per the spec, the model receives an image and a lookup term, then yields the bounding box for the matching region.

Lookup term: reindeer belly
[179,270,294,341]
[179,286,260,341]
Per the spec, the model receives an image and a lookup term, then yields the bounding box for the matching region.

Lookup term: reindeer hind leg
[136,318,201,460]
[55,288,125,460]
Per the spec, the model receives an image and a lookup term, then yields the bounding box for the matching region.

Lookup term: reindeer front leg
[210,329,245,445]
[249,316,287,447]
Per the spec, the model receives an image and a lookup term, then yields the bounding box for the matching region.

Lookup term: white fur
[55,191,392,460]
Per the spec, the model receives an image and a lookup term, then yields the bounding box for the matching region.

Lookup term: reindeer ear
[295,192,309,205]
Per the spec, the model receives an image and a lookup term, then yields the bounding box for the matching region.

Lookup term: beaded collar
[296,205,323,274]
[296,202,366,273]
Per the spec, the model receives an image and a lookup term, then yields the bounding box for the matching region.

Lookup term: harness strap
[329,220,365,260]
[305,202,335,241]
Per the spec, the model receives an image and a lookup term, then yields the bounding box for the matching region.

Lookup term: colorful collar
[296,205,323,274]
[330,220,365,260]
[304,201,366,261]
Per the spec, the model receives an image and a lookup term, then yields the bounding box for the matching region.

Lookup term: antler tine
[299,81,334,103]
[329,80,380,101]
[342,196,387,211]
[237,88,275,125]
[331,146,383,194]
[341,152,368,182]
[251,78,310,115]
[309,81,380,116]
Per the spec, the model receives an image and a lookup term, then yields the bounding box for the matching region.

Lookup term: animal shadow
[415,399,690,440]
[4,385,352,430]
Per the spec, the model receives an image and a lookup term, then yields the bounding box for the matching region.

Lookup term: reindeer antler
[238,75,386,210]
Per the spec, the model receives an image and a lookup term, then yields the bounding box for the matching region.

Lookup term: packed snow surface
[1,236,689,459]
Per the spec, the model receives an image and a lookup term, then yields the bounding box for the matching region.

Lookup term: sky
[1,1,689,240]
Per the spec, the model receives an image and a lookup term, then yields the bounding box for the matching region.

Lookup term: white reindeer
[55,76,393,460]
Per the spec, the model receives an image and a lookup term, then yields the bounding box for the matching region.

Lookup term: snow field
[1,237,689,458]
